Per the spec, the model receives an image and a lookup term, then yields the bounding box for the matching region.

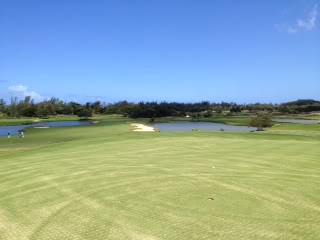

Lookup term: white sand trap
[130,123,155,132]
[34,127,49,129]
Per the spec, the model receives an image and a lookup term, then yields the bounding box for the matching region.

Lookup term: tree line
[0,97,98,118]
[0,97,319,118]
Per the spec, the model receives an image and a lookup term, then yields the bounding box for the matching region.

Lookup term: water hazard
[0,121,91,137]
[152,122,256,132]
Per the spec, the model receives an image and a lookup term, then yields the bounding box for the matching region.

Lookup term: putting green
[0,116,319,239]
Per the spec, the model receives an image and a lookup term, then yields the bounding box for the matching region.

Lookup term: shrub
[250,112,273,131]
[77,108,93,119]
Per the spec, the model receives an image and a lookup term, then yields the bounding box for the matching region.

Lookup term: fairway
[0,117,320,240]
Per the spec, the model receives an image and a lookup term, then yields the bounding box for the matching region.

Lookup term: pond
[152,122,256,132]
[0,121,92,137]
[273,119,320,125]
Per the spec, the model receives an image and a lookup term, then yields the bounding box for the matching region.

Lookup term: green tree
[230,105,241,113]
[6,97,19,117]
[77,108,93,119]
[62,104,74,115]
[250,112,273,131]
[203,110,213,118]
[0,99,6,114]
[36,107,50,118]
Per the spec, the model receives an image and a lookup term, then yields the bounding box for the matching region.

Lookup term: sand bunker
[33,127,49,129]
[130,123,155,132]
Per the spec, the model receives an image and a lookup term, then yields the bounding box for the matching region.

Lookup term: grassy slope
[0,116,320,240]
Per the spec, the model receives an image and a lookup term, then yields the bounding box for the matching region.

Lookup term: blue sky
[0,0,319,103]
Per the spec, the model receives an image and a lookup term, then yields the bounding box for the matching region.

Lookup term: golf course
[0,115,319,240]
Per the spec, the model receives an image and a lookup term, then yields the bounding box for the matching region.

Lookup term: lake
[152,122,256,132]
[0,121,91,137]
[273,119,320,125]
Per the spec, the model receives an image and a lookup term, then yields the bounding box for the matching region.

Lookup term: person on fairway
[8,132,11,139]
[20,131,24,138]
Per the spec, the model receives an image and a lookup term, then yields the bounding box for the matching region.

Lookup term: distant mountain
[282,99,320,106]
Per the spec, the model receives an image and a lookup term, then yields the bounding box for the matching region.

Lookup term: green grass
[0,115,319,239]
[266,123,320,137]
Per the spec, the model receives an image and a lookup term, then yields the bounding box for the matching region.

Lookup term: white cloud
[288,4,318,33]
[8,85,44,101]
